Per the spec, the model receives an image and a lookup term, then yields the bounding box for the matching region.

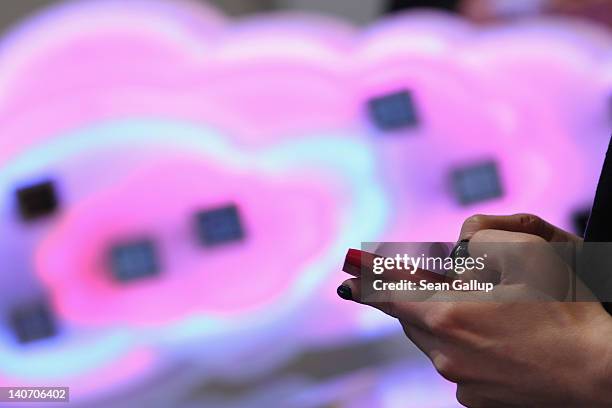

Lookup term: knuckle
[456,387,470,407]
[432,353,461,383]
[462,214,487,230]
[514,213,542,228]
[425,304,458,335]
[456,386,486,408]
[514,213,553,240]
[380,301,400,319]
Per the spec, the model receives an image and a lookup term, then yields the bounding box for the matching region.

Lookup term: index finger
[459,213,579,243]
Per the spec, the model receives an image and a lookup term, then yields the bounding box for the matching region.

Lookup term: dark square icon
[451,161,503,205]
[196,204,245,247]
[16,180,59,221]
[572,209,590,238]
[368,90,419,131]
[110,239,159,282]
[10,302,57,344]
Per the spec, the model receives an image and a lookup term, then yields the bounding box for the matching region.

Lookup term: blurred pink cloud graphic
[0,0,610,405]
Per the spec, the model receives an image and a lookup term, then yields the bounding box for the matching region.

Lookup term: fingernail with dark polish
[337,284,353,300]
[451,239,470,259]
[342,248,362,275]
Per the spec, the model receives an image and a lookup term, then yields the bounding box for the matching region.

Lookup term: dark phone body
[583,136,612,315]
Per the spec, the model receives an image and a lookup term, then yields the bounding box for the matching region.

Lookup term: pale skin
[340,214,612,407]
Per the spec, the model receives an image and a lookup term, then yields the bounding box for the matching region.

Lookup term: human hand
[338,214,612,407]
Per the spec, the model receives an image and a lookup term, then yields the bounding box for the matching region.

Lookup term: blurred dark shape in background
[461,0,612,26]
[387,0,460,13]
[1,0,612,35]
